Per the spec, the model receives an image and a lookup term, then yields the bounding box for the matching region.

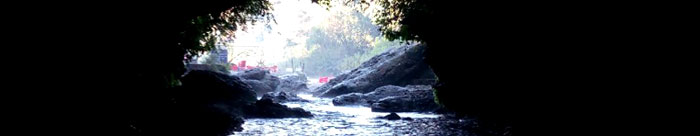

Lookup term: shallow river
[233,94,470,136]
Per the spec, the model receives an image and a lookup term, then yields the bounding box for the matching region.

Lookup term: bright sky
[224,0,330,66]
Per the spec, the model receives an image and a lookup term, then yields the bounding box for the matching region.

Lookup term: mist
[203,0,406,78]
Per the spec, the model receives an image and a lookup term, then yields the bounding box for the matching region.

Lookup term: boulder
[170,70,257,135]
[370,95,440,112]
[363,85,409,101]
[179,70,257,110]
[238,68,280,96]
[243,98,313,118]
[370,85,439,112]
[378,112,401,120]
[276,72,309,93]
[261,91,309,103]
[243,80,274,96]
[331,93,366,106]
[279,72,308,83]
[331,85,440,112]
[313,44,437,97]
[186,64,229,74]
[239,68,268,80]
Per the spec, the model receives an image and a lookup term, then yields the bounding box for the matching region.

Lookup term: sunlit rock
[276,72,309,93]
[313,44,437,97]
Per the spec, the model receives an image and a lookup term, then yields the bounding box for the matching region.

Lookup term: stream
[233,94,471,136]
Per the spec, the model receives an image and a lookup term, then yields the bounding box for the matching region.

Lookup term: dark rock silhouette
[243,98,313,118]
[156,70,257,136]
[379,112,401,120]
[179,70,258,113]
[162,70,313,135]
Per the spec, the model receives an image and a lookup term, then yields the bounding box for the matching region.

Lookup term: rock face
[363,85,411,101]
[243,98,313,118]
[238,68,281,96]
[276,72,309,93]
[332,85,440,112]
[174,70,313,135]
[175,70,258,135]
[180,70,258,111]
[261,91,309,103]
[313,44,437,97]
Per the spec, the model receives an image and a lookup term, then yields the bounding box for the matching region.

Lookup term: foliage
[311,2,515,135]
[111,1,276,136]
[313,0,437,42]
[181,0,275,62]
[290,6,404,77]
[200,53,231,74]
[137,0,274,88]
[337,38,402,71]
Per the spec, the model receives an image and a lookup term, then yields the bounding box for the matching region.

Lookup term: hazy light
[226,0,330,66]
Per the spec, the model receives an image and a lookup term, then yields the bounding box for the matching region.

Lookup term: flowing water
[233,94,471,136]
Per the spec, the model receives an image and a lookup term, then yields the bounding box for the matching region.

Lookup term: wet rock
[276,72,309,93]
[330,86,408,106]
[313,44,437,97]
[186,64,229,74]
[243,80,274,96]
[371,96,433,112]
[363,85,410,100]
[391,117,473,135]
[239,68,268,80]
[371,85,439,112]
[261,91,309,103]
[243,98,313,118]
[380,112,401,120]
[280,72,308,83]
[402,117,414,121]
[331,85,439,112]
[331,93,366,106]
[238,68,280,96]
[261,76,280,89]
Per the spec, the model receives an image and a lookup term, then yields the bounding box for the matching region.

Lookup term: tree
[294,5,393,77]
[96,1,275,136]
